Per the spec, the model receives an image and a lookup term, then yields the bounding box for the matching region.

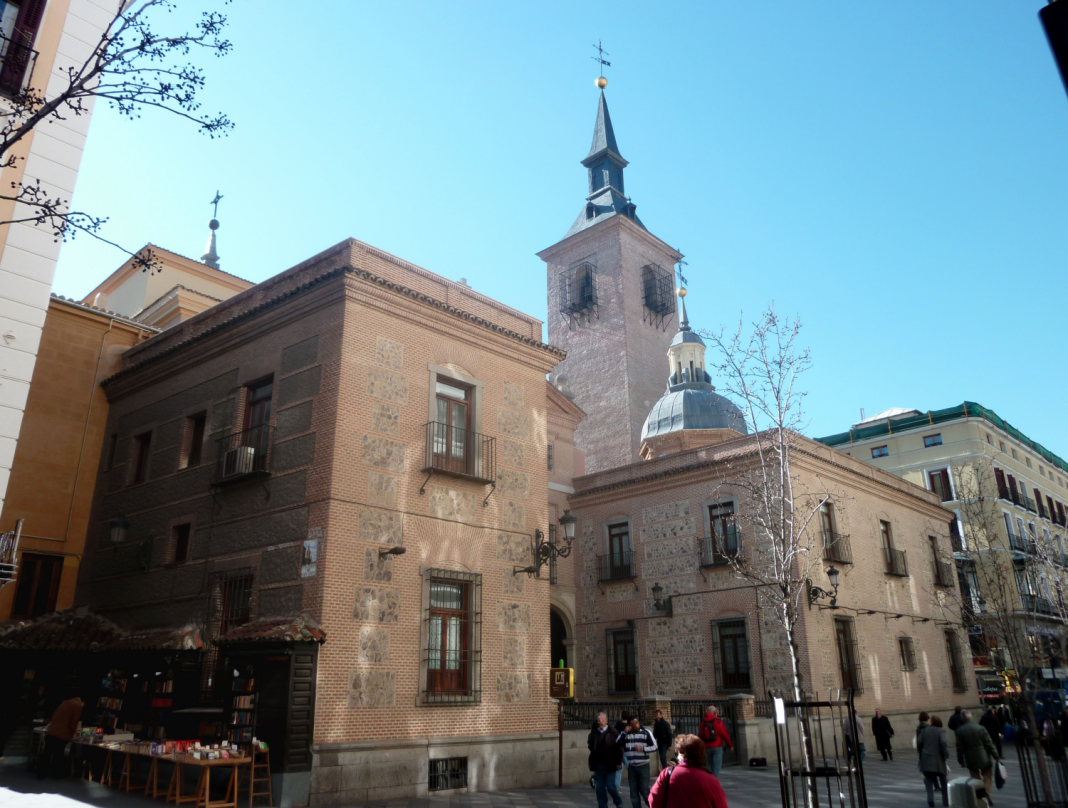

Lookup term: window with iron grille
[428,757,468,792]
[548,444,554,471]
[559,262,597,322]
[711,618,751,692]
[898,637,917,671]
[202,568,254,697]
[834,617,863,694]
[420,568,482,705]
[606,626,638,695]
[641,263,675,327]
[944,630,967,692]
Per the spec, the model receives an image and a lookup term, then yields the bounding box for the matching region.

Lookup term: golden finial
[596,76,608,89]
[677,287,687,298]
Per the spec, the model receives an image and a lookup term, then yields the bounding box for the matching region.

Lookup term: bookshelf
[228,678,255,744]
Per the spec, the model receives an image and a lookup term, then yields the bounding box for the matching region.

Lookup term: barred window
[559,262,597,319]
[898,637,917,671]
[944,630,967,692]
[420,568,482,705]
[641,263,675,326]
[606,627,637,695]
[711,618,751,692]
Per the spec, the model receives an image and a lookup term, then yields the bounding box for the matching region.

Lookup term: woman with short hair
[649,734,729,808]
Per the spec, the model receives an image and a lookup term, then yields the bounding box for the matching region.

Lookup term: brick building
[66,238,564,803]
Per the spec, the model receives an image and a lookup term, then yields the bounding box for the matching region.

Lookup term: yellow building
[818,403,1068,698]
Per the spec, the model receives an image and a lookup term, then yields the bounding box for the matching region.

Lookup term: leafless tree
[0,0,233,267]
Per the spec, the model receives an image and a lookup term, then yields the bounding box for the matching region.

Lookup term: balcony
[702,527,741,567]
[1021,491,1037,513]
[1007,530,1029,553]
[1021,594,1057,616]
[421,422,496,489]
[997,483,1011,502]
[213,426,271,485]
[0,32,38,99]
[884,548,908,577]
[934,559,955,588]
[822,530,853,564]
[598,551,635,582]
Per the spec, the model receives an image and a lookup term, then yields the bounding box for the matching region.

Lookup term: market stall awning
[215,613,325,645]
[0,610,125,651]
[107,625,204,651]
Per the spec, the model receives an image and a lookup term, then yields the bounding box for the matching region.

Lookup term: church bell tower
[539,79,682,473]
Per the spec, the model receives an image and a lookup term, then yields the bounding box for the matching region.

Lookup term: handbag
[995,761,1007,790]
[662,766,674,805]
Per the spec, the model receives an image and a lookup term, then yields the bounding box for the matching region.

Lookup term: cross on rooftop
[210,190,223,219]
[591,39,611,76]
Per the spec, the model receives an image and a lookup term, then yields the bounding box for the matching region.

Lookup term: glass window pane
[446,617,461,670]
[436,381,467,399]
[430,582,464,610]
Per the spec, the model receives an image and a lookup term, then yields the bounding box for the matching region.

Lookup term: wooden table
[166,753,250,808]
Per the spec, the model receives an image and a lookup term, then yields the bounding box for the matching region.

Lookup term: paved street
[0,744,1027,808]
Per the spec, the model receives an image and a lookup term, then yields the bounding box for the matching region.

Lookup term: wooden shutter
[994,468,1007,493]
[12,0,46,46]
[1036,489,1047,518]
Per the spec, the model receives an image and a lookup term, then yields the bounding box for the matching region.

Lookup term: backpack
[700,720,714,743]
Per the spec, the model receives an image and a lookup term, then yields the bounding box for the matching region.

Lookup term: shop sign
[1043,668,1055,679]
[1056,668,1068,679]
[550,668,574,699]
[967,625,984,636]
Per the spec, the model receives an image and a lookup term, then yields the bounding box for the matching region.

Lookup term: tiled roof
[0,610,125,651]
[108,625,203,651]
[50,294,161,332]
[215,613,325,645]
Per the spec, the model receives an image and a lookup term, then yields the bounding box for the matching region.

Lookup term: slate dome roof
[641,385,748,441]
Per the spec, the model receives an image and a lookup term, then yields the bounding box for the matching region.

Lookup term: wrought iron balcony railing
[0,31,39,98]
[213,426,271,485]
[997,483,1011,502]
[1007,530,1029,553]
[884,548,908,577]
[598,551,635,582]
[822,530,852,564]
[934,559,954,588]
[421,422,496,487]
[702,527,741,567]
[1021,594,1057,616]
[1021,491,1037,513]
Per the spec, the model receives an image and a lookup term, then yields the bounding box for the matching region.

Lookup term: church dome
[641,387,747,440]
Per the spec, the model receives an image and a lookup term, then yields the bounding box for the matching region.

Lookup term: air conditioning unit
[223,446,257,478]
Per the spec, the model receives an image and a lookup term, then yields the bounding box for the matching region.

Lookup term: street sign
[550,668,574,699]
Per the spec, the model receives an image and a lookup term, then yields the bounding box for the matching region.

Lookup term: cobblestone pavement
[0,745,1028,808]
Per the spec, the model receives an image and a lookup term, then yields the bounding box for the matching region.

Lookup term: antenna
[591,39,611,76]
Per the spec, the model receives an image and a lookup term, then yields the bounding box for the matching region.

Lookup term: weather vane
[592,40,610,88]
[210,190,223,220]
[673,252,689,287]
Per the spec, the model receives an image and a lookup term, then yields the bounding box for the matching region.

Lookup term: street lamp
[807,565,840,609]
[378,546,406,560]
[513,510,579,577]
[651,582,673,617]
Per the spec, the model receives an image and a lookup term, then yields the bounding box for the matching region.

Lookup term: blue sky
[53,1,1067,445]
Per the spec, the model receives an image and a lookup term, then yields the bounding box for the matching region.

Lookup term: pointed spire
[585,90,623,164]
[677,287,690,331]
[201,218,220,269]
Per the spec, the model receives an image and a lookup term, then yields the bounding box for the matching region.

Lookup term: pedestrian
[979,706,1003,759]
[652,710,673,771]
[918,715,949,808]
[621,715,658,808]
[915,711,930,750]
[947,705,964,733]
[36,692,83,779]
[588,711,623,808]
[955,709,1000,806]
[871,709,895,761]
[843,712,865,762]
[649,734,729,808]
[698,705,734,776]
[615,712,632,794]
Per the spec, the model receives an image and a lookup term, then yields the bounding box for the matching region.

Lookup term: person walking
[947,706,964,732]
[979,706,1003,759]
[918,715,949,808]
[649,735,729,808]
[615,712,632,794]
[871,709,895,761]
[698,705,733,776]
[588,711,623,808]
[621,715,658,808]
[955,709,1000,805]
[915,711,930,751]
[36,692,83,779]
[843,712,866,762]
[652,710,673,771]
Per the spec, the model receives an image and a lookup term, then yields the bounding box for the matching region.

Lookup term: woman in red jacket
[649,734,729,808]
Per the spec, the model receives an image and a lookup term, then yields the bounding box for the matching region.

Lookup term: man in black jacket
[979,707,1003,758]
[652,710,673,770]
[947,706,964,732]
[588,711,623,808]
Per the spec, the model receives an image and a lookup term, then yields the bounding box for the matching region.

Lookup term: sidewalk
[1,744,1026,808]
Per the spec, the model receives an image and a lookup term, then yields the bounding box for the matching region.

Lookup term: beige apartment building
[818,404,1068,698]
[0,0,119,519]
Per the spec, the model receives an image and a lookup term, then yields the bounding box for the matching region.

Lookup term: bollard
[947,776,990,808]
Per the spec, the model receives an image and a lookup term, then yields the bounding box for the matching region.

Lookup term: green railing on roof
[815,402,1068,478]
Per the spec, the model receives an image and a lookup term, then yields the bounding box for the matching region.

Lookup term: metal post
[558,701,563,787]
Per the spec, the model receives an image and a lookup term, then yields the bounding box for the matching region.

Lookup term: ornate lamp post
[514,509,578,577]
[807,565,841,609]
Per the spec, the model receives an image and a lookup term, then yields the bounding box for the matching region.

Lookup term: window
[994,468,1009,499]
[1027,457,1033,469]
[0,0,46,98]
[1036,488,1047,519]
[999,440,1007,453]
[950,515,965,552]
[871,445,889,458]
[924,434,942,448]
[881,520,907,576]
[929,536,944,586]
[245,379,273,457]
[944,630,968,692]
[183,412,207,468]
[433,379,471,474]
[711,619,751,691]
[607,627,638,694]
[1041,466,1047,478]
[705,502,739,565]
[171,523,191,564]
[928,468,953,502]
[641,263,675,320]
[834,618,863,693]
[203,568,254,696]
[420,569,481,704]
[898,637,917,671]
[547,443,554,471]
[11,553,62,618]
[105,433,118,471]
[958,560,982,614]
[820,501,850,563]
[601,521,634,579]
[986,433,993,445]
[132,431,152,484]
[428,758,468,792]
[559,262,597,318]
[1012,448,1019,461]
